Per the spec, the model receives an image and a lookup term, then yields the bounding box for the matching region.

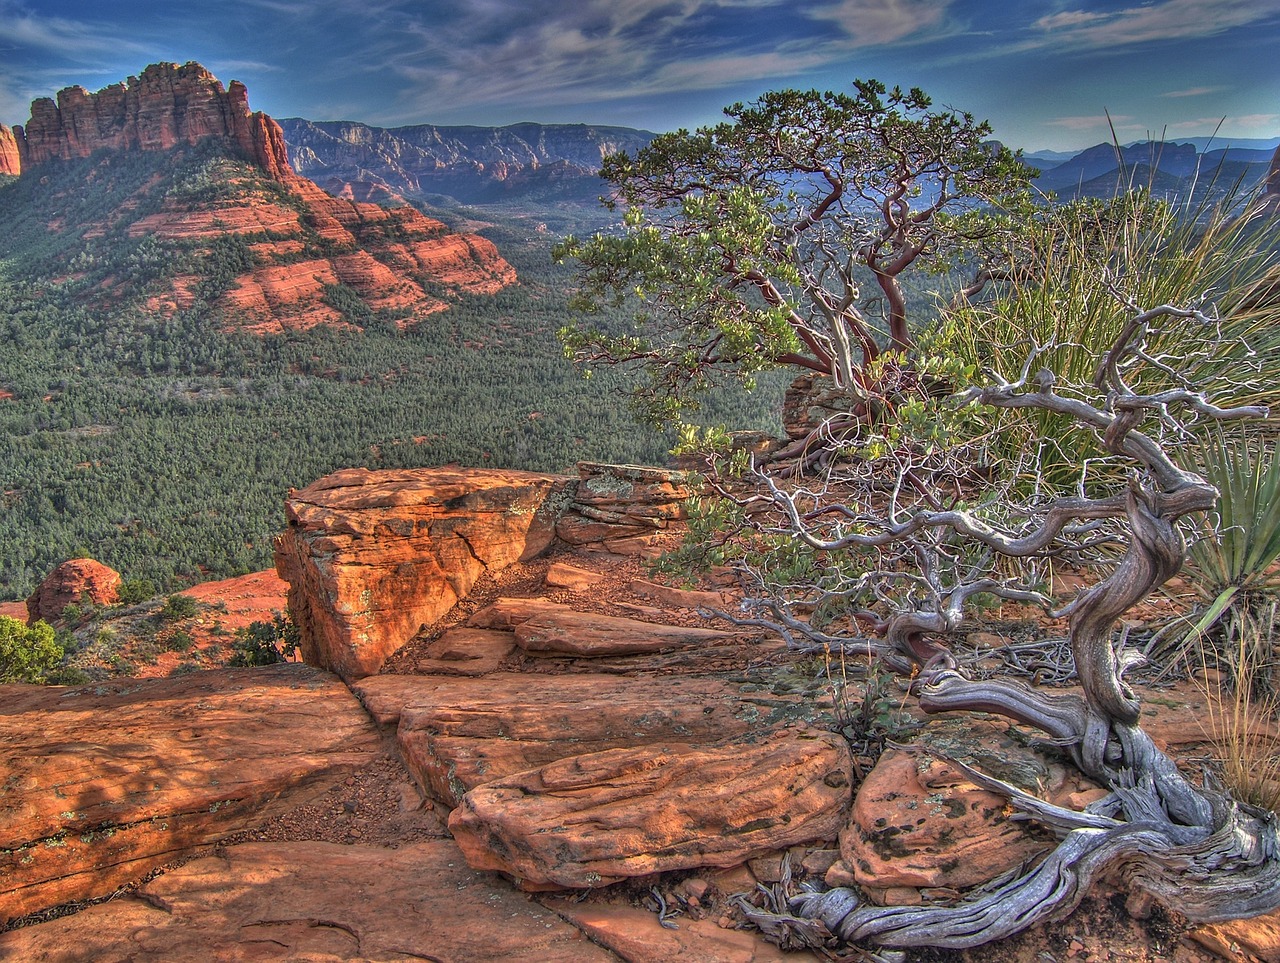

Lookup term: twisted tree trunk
[740,337,1280,949]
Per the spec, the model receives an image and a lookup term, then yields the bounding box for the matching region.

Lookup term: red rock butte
[12,61,290,180]
[0,124,19,177]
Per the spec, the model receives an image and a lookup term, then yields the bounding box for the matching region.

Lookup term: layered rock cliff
[13,62,289,179]
[280,118,654,204]
[0,125,19,176]
[6,63,516,332]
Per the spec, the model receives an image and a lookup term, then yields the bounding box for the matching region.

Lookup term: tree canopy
[556,80,1036,423]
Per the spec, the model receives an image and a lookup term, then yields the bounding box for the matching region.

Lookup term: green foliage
[557,80,1035,424]
[228,614,299,666]
[1188,432,1280,601]
[648,494,744,582]
[934,186,1280,489]
[0,616,64,684]
[159,594,199,622]
[0,147,794,600]
[117,577,158,606]
[1168,432,1280,682]
[166,629,195,653]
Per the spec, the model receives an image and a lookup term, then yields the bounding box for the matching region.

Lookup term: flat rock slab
[449,730,853,889]
[357,672,806,806]
[414,626,517,677]
[0,840,618,962]
[515,607,731,657]
[0,665,380,923]
[547,899,818,962]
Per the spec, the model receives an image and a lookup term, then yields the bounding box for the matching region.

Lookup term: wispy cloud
[1031,0,1280,48]
[1167,113,1279,133]
[0,1,145,58]
[810,0,954,46]
[1047,114,1134,131]
[1162,86,1227,98]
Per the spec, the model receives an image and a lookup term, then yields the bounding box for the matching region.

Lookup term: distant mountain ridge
[1030,138,1276,200]
[278,118,655,205]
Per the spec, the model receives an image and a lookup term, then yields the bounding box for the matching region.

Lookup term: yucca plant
[1177,431,1280,685]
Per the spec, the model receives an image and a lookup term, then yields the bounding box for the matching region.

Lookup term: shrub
[228,614,299,667]
[0,616,64,683]
[159,593,199,622]
[117,577,157,605]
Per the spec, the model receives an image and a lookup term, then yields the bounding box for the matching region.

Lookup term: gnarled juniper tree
[712,293,1280,950]
[555,81,1035,432]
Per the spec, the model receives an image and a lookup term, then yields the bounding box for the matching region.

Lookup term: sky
[1,0,1278,152]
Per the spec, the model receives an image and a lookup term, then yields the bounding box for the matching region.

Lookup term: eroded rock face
[354,671,793,806]
[13,62,291,177]
[0,124,19,176]
[556,462,694,554]
[830,717,1094,895]
[0,665,380,923]
[0,840,615,962]
[275,466,571,680]
[449,731,853,890]
[25,557,122,623]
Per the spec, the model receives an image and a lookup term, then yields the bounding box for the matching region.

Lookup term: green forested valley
[0,149,782,599]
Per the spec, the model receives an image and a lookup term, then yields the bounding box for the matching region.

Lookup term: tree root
[790,787,1280,950]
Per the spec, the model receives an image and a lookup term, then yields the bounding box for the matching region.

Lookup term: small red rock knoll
[26,558,122,624]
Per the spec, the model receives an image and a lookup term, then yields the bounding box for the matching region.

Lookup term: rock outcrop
[0,665,380,922]
[0,124,19,176]
[275,467,570,680]
[354,670,782,807]
[556,462,695,554]
[25,557,122,623]
[449,732,852,890]
[276,464,699,679]
[11,62,518,333]
[826,716,1101,900]
[13,61,290,179]
[0,840,615,962]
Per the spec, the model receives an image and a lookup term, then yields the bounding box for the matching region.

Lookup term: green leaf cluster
[0,616,63,684]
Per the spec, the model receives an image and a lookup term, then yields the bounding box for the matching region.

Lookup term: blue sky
[1,0,1278,151]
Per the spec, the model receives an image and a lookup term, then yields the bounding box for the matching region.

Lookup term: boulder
[556,462,694,552]
[0,665,380,923]
[0,840,615,962]
[449,731,853,890]
[275,466,571,680]
[830,716,1091,894]
[354,672,795,806]
[26,557,122,623]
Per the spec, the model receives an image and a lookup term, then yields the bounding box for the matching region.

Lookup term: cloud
[809,0,954,46]
[0,2,145,58]
[1031,0,1280,48]
[1161,86,1227,98]
[1167,113,1280,132]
